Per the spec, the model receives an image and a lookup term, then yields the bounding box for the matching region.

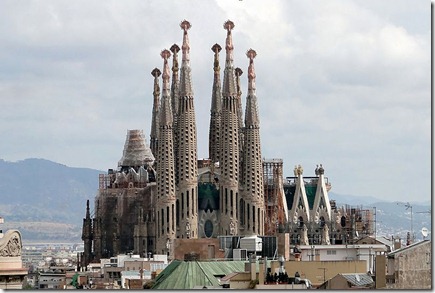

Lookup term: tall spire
[242,49,264,235]
[224,21,235,64]
[176,20,198,240]
[156,49,176,258]
[235,67,244,128]
[170,44,180,124]
[219,20,240,236]
[179,20,193,97]
[150,68,161,158]
[245,49,260,127]
[159,50,172,125]
[222,20,237,96]
[170,44,181,187]
[235,67,245,184]
[81,199,93,267]
[209,43,222,164]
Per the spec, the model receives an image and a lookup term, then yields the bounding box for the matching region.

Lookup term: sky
[0,0,431,203]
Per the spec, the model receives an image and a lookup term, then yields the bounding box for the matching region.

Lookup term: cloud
[0,0,430,203]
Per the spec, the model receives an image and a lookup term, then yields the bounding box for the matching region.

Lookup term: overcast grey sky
[0,0,430,203]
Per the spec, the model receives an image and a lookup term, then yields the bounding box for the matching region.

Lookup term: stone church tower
[155,49,176,256]
[175,20,198,239]
[219,20,240,236]
[150,68,161,157]
[241,49,265,236]
[209,43,222,164]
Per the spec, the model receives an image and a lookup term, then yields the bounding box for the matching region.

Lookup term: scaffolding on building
[263,159,288,236]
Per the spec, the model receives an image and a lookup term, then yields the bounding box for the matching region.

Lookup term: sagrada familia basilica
[81,20,374,266]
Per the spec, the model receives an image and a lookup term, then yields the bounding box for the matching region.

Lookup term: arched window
[186,190,189,217]
[247,203,250,229]
[181,193,184,219]
[239,198,245,225]
[176,200,180,226]
[341,216,346,227]
[320,216,325,227]
[298,216,304,228]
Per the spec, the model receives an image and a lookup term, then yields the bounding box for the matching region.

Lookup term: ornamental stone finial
[160,49,171,86]
[246,49,257,92]
[151,68,161,97]
[180,20,191,62]
[211,43,222,73]
[235,67,243,97]
[151,68,161,78]
[170,44,180,73]
[318,164,324,175]
[223,20,235,63]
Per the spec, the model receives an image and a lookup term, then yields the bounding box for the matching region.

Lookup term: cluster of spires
[148,20,265,255]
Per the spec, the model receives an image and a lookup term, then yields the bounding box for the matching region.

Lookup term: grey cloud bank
[0,0,430,203]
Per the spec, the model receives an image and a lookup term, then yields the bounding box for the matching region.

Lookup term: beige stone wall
[386,241,431,289]
[270,260,367,286]
[173,238,225,260]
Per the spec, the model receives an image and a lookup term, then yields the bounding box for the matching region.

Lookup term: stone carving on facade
[0,231,22,257]
[229,220,235,235]
[185,221,191,238]
[300,224,309,245]
[294,164,303,176]
[321,224,331,245]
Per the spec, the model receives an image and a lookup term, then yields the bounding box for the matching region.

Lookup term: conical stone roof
[118,129,155,167]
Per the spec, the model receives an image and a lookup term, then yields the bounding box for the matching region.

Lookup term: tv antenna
[421,227,429,240]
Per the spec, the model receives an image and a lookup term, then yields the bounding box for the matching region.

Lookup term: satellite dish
[421,227,429,238]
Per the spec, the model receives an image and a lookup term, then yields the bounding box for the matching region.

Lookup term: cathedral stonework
[81,20,374,266]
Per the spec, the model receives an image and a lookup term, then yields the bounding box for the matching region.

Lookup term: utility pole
[372,207,376,238]
[397,202,413,243]
[318,267,327,283]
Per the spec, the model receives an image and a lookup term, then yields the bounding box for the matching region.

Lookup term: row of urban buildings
[0,223,431,289]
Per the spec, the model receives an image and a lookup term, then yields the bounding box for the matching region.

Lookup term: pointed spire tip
[223,20,235,31]
[211,43,222,53]
[151,68,161,77]
[180,20,191,31]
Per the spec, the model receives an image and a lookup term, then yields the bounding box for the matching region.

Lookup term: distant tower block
[118,129,155,170]
[176,19,198,239]
[209,43,223,164]
[150,68,161,158]
[219,20,240,236]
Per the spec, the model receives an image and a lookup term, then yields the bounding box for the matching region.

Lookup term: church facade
[81,20,374,266]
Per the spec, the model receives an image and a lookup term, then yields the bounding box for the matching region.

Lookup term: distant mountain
[0,158,104,242]
[0,158,430,244]
[328,192,381,206]
[329,192,431,242]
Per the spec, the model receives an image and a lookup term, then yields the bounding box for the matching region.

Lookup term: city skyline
[0,0,430,203]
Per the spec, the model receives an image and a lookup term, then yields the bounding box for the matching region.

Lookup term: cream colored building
[386,240,431,289]
[0,229,28,289]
